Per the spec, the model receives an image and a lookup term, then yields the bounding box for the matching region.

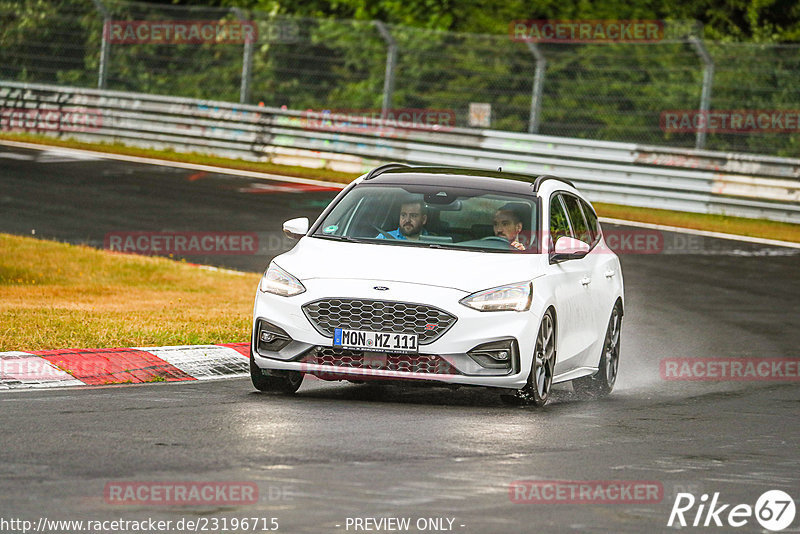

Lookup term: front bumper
[251,279,540,390]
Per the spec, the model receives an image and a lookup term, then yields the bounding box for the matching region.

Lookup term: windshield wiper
[312,234,357,242]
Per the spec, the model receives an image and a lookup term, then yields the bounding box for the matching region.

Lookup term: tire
[573,303,622,398]
[511,309,556,407]
[250,356,304,394]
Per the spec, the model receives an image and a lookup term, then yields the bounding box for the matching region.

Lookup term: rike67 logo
[668,490,796,531]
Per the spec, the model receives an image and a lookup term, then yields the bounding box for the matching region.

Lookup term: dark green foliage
[2,0,800,156]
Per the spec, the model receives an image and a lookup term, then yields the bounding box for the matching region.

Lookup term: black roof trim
[367,164,575,191]
[364,162,410,180]
[533,174,575,190]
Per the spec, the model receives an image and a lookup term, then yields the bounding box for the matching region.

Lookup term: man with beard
[376,198,429,240]
[493,204,527,251]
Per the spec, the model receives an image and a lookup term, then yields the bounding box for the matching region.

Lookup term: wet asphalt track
[1,145,799,532]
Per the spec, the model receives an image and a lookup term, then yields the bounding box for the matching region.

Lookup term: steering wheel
[371,224,397,240]
[479,236,510,243]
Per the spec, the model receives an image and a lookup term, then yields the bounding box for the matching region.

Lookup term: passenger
[493,204,526,250]
[377,199,429,241]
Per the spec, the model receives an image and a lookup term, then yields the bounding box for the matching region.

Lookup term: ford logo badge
[373,286,389,291]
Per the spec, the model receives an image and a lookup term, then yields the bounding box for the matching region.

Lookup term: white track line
[599,217,800,249]
[0,139,348,189]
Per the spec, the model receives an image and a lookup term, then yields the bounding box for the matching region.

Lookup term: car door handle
[604,269,616,278]
[581,277,591,286]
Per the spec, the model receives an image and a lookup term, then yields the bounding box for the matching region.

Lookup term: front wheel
[250,357,304,393]
[511,310,556,407]
[573,303,622,398]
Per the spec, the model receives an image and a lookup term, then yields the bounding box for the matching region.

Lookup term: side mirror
[551,236,590,262]
[283,217,309,240]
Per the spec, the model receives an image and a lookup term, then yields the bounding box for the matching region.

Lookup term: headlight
[459,281,532,312]
[259,263,306,297]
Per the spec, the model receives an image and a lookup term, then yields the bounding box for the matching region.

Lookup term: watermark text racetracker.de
[104,231,258,256]
[104,480,295,506]
[509,20,664,42]
[105,481,257,506]
[660,357,800,381]
[302,108,456,132]
[661,110,800,133]
[0,516,280,533]
[0,481,294,533]
[509,480,663,504]
[104,20,257,44]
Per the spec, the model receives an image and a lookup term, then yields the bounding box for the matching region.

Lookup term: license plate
[333,328,418,354]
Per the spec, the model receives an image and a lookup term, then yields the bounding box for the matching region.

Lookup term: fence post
[689,36,714,150]
[526,42,546,134]
[231,8,254,104]
[374,21,397,119]
[90,0,110,89]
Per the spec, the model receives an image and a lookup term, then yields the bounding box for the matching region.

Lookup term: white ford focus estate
[250,164,624,406]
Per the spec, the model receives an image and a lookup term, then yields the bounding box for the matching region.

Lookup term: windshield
[312,184,538,253]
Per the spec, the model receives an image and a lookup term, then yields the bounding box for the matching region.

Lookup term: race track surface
[1,145,799,532]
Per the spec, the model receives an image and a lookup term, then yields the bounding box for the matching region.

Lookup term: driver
[493,204,526,250]
[377,199,429,241]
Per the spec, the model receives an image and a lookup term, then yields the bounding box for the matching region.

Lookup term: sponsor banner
[510,480,663,504]
[104,482,258,505]
[303,108,456,132]
[510,20,665,43]
[660,357,800,381]
[661,110,800,133]
[104,232,259,256]
[0,107,102,132]
[104,20,258,44]
[468,103,491,128]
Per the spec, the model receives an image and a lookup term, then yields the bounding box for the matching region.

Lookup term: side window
[580,199,600,245]
[562,194,591,245]
[549,194,571,250]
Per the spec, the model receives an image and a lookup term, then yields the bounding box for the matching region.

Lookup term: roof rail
[364,162,410,180]
[533,174,575,191]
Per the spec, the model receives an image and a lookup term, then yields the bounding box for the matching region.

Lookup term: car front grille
[300,347,460,375]
[301,298,457,344]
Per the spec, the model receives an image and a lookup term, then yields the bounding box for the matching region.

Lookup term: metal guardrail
[2,81,799,223]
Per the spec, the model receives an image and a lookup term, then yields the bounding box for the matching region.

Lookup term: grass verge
[1,132,798,243]
[0,233,260,351]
